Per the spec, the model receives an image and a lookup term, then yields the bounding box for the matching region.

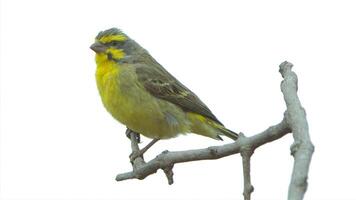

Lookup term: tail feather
[187,112,239,141]
[218,127,239,140]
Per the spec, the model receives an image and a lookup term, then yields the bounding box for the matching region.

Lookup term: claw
[125,128,141,143]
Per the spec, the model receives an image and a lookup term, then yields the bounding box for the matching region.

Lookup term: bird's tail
[187,112,239,141]
[217,126,239,140]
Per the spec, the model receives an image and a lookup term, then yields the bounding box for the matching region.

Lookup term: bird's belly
[97,71,189,139]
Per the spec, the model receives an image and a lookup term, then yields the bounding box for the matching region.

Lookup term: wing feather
[134,54,223,125]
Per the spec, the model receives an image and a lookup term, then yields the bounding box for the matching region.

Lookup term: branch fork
[115,61,314,200]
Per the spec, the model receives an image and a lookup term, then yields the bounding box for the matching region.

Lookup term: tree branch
[240,133,254,200]
[116,118,290,182]
[279,61,315,200]
[115,61,314,200]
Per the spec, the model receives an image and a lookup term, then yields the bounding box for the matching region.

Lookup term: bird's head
[90,28,131,63]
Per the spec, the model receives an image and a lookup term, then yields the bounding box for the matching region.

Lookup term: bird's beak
[90,42,107,53]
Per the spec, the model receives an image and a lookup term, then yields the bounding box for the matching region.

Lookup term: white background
[1,0,356,199]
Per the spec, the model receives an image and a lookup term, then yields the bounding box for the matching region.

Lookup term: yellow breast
[95,56,190,139]
[95,58,120,106]
[95,56,131,125]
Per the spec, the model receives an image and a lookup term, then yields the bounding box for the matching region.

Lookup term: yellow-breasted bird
[91,28,238,151]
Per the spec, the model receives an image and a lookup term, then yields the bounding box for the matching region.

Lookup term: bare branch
[122,129,177,184]
[279,61,315,200]
[163,164,174,185]
[116,119,290,182]
[240,133,254,200]
[115,61,314,200]
[126,129,145,168]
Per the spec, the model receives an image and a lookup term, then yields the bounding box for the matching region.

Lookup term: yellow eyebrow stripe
[98,34,127,43]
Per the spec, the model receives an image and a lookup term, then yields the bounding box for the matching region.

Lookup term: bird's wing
[134,55,223,125]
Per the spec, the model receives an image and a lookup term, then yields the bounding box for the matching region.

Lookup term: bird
[90,28,238,156]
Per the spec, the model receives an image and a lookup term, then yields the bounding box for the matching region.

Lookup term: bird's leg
[125,128,160,161]
[139,138,160,155]
[130,138,160,162]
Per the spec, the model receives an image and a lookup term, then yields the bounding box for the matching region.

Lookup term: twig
[163,163,174,185]
[116,119,290,181]
[240,133,254,200]
[125,129,175,183]
[279,61,315,200]
[126,129,145,169]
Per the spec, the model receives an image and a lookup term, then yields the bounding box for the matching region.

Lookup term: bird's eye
[110,41,120,46]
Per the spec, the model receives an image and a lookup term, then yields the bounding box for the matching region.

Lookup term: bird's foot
[125,128,141,143]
